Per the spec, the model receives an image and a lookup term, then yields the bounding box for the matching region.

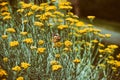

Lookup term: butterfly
[52,33,61,43]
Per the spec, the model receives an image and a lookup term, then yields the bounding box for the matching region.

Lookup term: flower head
[37,48,46,54]
[38,40,44,45]
[12,66,21,72]
[6,28,16,33]
[23,38,33,44]
[3,57,8,62]
[64,40,72,47]
[21,62,30,69]
[0,68,7,77]
[2,35,8,39]
[16,76,24,80]
[9,41,19,47]
[73,58,80,64]
[52,64,62,71]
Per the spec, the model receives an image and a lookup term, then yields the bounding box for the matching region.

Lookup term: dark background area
[79,0,120,22]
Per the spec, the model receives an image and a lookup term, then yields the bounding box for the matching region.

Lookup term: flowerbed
[0,1,120,80]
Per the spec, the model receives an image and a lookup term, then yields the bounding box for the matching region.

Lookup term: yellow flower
[23,38,33,44]
[0,69,7,77]
[73,58,80,63]
[44,12,52,17]
[12,66,21,72]
[34,22,44,27]
[107,45,118,49]
[17,9,24,13]
[2,35,7,39]
[116,53,120,59]
[9,41,19,47]
[20,32,28,36]
[3,57,8,62]
[25,11,33,16]
[21,3,32,9]
[3,15,12,20]
[98,64,106,68]
[107,60,115,65]
[16,76,24,80]
[50,60,59,65]
[58,25,68,30]
[86,24,93,27]
[6,28,16,33]
[55,54,60,58]
[108,56,114,60]
[58,0,67,3]
[54,11,64,16]
[105,34,111,38]
[76,21,85,27]
[1,6,8,12]
[46,6,57,11]
[54,42,63,48]
[115,61,120,67]
[98,49,104,53]
[59,5,72,10]
[38,40,44,45]
[37,48,46,54]
[87,16,95,20]
[31,5,39,11]
[21,62,30,69]
[92,39,98,43]
[77,29,87,34]
[1,12,10,16]
[39,14,48,20]
[112,67,116,70]
[52,64,62,71]
[104,48,113,53]
[51,0,56,2]
[35,15,41,18]
[63,47,71,52]
[98,43,104,47]
[23,20,28,23]
[64,40,72,47]
[0,2,8,6]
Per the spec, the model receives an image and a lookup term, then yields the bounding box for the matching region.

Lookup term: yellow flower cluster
[38,40,44,45]
[21,62,30,69]
[16,76,24,80]
[1,35,8,39]
[54,42,63,48]
[6,28,16,33]
[116,53,120,59]
[58,25,68,30]
[52,64,62,71]
[46,6,57,11]
[9,41,19,47]
[37,48,46,54]
[64,40,72,47]
[20,32,28,36]
[87,16,95,20]
[59,2,72,10]
[73,58,80,64]
[34,22,44,27]
[23,38,33,44]
[76,21,85,27]
[0,2,12,21]
[55,54,60,58]
[50,60,59,65]
[0,68,7,77]
[12,66,21,72]
[3,57,8,62]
